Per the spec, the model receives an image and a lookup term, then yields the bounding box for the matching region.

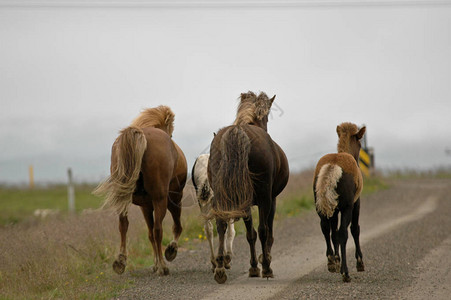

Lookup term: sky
[1,0,451,184]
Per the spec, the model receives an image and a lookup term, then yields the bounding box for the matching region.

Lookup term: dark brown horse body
[94,106,187,276]
[208,92,289,283]
[313,122,366,282]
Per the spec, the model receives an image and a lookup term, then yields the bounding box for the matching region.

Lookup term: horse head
[234,91,275,131]
[336,122,366,162]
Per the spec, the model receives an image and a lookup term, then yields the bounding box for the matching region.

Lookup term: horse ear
[269,95,276,104]
[213,132,216,137]
[356,126,366,140]
[336,125,341,137]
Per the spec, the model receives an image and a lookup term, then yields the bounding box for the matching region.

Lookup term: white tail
[315,163,343,218]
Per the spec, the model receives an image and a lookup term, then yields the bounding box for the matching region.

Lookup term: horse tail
[93,126,147,216]
[315,163,343,218]
[210,126,254,220]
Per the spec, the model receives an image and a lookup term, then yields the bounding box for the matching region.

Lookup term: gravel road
[116,178,451,299]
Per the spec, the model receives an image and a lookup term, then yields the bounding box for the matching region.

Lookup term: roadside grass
[0,210,130,299]
[0,170,390,299]
[0,184,103,226]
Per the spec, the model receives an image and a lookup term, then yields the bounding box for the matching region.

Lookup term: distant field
[0,170,403,299]
[0,170,390,227]
[0,184,103,226]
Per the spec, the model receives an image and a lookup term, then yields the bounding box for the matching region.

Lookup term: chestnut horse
[94,106,187,276]
[208,92,289,284]
[192,154,236,272]
[313,122,366,282]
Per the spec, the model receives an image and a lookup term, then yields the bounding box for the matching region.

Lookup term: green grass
[0,184,102,226]
[361,175,390,195]
[276,192,315,219]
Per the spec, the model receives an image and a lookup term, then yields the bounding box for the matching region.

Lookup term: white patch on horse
[315,163,343,218]
[192,154,235,269]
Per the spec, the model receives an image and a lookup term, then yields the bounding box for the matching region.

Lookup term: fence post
[67,168,75,214]
[29,165,34,189]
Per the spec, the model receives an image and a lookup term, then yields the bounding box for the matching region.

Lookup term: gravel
[114,178,451,300]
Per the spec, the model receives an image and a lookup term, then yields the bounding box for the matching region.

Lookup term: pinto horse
[313,122,366,282]
[94,106,187,276]
[192,154,235,271]
[208,92,289,284]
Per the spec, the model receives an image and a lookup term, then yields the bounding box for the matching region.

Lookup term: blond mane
[131,105,175,136]
[233,91,273,126]
[337,122,359,154]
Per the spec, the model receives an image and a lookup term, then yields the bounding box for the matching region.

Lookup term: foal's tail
[93,126,147,216]
[210,126,254,220]
[315,163,343,218]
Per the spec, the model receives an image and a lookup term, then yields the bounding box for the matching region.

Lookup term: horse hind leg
[165,192,183,262]
[152,197,169,275]
[204,219,216,272]
[113,214,129,274]
[224,219,236,269]
[199,203,216,271]
[351,198,364,272]
[214,218,228,284]
[330,211,341,273]
[244,213,260,277]
[140,206,160,273]
[338,207,353,282]
[258,203,274,279]
[320,214,336,273]
[258,198,275,267]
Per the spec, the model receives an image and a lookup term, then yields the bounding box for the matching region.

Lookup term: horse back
[227,124,289,197]
[140,127,185,196]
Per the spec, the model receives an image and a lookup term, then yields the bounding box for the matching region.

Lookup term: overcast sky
[1,0,451,184]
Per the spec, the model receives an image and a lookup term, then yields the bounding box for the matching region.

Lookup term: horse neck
[337,137,360,163]
[249,119,268,131]
[234,119,268,131]
[337,143,359,164]
[338,149,359,164]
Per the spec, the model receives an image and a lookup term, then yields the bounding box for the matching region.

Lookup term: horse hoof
[159,266,169,276]
[262,267,274,279]
[357,259,365,272]
[327,256,337,273]
[112,254,127,274]
[224,254,232,269]
[327,263,336,273]
[165,242,178,262]
[249,267,261,277]
[342,274,351,282]
[224,254,232,264]
[214,267,227,284]
[112,260,126,274]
